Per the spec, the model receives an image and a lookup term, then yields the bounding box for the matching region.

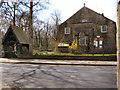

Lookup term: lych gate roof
[11,26,29,44]
[2,25,29,44]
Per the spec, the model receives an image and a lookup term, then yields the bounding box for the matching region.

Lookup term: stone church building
[58,6,116,54]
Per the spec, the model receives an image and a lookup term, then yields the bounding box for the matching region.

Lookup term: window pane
[79,33,85,45]
[94,40,96,45]
[99,40,103,45]
[82,19,87,23]
[101,25,107,33]
[85,36,88,46]
[99,46,102,48]
[65,27,70,34]
[95,41,98,47]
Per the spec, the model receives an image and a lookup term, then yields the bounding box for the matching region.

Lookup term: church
[58,5,116,54]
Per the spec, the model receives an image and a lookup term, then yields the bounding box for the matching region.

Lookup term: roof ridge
[83,6,115,23]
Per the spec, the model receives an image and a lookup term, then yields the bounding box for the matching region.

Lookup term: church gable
[62,6,114,25]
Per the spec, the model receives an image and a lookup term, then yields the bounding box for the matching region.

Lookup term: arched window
[78,33,88,46]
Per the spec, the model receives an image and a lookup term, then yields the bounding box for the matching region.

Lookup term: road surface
[1,63,117,88]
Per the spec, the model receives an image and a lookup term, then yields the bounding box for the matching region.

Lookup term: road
[1,63,117,88]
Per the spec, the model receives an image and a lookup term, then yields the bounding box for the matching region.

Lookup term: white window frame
[65,27,70,34]
[101,25,107,33]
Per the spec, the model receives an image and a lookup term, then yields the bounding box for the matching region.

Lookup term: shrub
[68,40,77,53]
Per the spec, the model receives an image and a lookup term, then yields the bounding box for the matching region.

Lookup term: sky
[39,0,117,23]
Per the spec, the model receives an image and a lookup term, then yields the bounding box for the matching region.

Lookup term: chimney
[102,13,104,16]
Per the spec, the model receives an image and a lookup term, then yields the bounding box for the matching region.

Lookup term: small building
[58,6,116,54]
[2,25,29,58]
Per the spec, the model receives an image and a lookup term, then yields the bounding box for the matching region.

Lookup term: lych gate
[2,26,29,58]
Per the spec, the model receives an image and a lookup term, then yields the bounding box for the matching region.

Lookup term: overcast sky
[39,0,117,23]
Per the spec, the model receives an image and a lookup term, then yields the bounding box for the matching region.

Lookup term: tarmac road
[1,63,117,88]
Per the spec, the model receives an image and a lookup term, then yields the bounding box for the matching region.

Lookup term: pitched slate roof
[60,6,116,26]
[2,26,29,44]
[11,26,29,44]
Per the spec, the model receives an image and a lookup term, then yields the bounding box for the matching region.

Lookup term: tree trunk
[38,30,41,49]
[54,41,59,53]
[29,1,33,53]
[45,32,48,51]
[13,3,16,26]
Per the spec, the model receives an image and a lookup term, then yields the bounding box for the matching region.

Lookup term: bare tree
[44,20,50,50]
[20,0,49,52]
[1,0,49,53]
[51,10,62,52]
[1,0,23,26]
[33,20,44,49]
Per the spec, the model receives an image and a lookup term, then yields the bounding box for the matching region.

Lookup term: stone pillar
[117,0,120,89]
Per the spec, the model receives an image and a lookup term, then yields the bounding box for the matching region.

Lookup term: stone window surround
[76,32,88,46]
[64,27,70,34]
[101,25,107,33]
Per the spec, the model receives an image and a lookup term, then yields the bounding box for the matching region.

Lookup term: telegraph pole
[117,0,120,89]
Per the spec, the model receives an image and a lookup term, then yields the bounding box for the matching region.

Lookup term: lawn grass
[33,50,116,56]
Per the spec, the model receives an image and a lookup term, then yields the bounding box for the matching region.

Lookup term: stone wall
[17,54,117,61]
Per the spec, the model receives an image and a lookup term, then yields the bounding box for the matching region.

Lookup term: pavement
[0,58,117,66]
